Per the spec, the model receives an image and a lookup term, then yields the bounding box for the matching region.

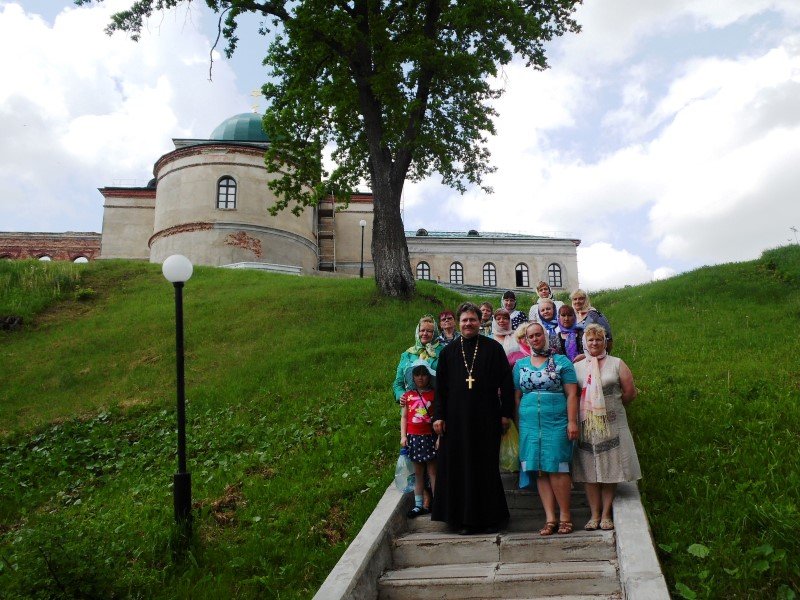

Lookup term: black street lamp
[359,219,367,278]
[162,254,193,530]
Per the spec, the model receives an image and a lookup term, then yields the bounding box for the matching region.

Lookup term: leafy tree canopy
[77,0,581,297]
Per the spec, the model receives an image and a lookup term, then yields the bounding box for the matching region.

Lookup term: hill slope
[1,248,799,598]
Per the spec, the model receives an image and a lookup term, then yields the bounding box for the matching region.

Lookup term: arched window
[416,261,431,280]
[482,263,497,287]
[548,263,563,288]
[515,263,529,287]
[217,176,237,209]
[449,262,464,285]
[73,256,89,264]
[38,255,52,262]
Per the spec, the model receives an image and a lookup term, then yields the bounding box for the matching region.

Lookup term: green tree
[77,0,580,297]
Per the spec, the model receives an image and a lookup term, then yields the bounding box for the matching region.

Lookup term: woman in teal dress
[393,315,442,402]
[513,322,579,535]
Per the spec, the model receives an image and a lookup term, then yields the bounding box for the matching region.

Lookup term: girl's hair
[515,322,530,341]
[558,305,576,317]
[583,323,606,339]
[571,288,590,303]
[525,322,545,336]
[538,298,555,309]
[412,365,431,376]
[418,315,435,328]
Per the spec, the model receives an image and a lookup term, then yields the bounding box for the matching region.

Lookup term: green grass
[0,260,91,323]
[1,248,800,598]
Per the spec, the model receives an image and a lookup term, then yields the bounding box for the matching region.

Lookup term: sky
[1,1,799,290]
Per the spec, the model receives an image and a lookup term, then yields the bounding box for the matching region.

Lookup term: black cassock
[432,334,514,530]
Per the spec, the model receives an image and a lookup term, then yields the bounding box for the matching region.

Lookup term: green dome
[209,113,269,142]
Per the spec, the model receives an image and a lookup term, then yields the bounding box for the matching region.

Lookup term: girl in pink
[400,359,438,518]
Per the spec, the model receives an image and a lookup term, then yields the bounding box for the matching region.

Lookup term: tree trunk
[370,177,415,298]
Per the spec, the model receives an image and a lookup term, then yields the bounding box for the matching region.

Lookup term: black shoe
[406,505,430,519]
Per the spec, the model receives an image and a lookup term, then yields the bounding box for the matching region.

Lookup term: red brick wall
[0,232,102,261]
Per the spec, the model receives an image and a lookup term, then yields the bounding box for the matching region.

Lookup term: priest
[432,302,515,534]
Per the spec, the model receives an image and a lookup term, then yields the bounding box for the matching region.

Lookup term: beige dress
[572,356,641,483]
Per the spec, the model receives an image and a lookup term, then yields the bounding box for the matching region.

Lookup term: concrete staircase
[377,476,621,599]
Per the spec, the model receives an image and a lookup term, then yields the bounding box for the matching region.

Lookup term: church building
[44,113,581,292]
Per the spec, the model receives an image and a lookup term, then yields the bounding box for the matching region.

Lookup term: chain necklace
[460,335,479,390]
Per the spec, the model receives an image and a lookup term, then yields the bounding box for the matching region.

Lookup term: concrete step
[378,559,620,599]
[393,529,616,568]
[407,506,595,534]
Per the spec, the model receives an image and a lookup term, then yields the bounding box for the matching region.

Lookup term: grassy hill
[1,248,799,598]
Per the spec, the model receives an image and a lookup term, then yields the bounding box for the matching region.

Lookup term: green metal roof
[209,113,269,143]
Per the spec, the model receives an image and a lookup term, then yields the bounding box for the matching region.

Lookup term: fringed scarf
[579,334,611,441]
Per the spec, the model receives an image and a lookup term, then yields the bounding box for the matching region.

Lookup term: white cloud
[577,242,653,292]
[0,1,248,231]
[653,267,677,281]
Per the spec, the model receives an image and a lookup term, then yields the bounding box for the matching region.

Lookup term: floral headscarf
[406,315,441,361]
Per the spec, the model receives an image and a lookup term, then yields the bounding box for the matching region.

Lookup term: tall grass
[1,248,799,598]
[0,260,86,322]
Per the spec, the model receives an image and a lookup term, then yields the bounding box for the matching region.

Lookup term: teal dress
[513,354,577,486]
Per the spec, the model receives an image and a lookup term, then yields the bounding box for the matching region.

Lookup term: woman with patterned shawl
[393,315,443,402]
[572,324,640,532]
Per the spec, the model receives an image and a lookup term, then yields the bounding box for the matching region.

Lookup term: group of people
[392,282,640,536]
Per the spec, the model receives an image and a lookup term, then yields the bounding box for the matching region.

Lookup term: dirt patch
[316,504,349,546]
[244,465,276,479]
[195,482,245,526]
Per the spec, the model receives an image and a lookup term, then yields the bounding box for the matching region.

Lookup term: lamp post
[162,254,193,531]
[359,219,367,278]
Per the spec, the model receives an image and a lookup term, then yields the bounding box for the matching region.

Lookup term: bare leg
[601,483,617,521]
[584,482,602,521]
[549,473,572,523]
[421,463,431,509]
[414,462,426,497]
[427,461,437,497]
[537,474,557,524]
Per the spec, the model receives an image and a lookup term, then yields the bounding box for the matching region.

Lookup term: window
[515,263,529,287]
[449,262,464,284]
[482,263,497,287]
[416,261,431,280]
[548,263,563,288]
[217,176,237,209]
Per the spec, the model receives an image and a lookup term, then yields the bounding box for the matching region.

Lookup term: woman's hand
[567,420,579,441]
[501,417,511,433]
[400,434,407,447]
[433,419,446,435]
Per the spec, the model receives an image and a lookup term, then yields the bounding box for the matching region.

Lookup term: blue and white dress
[513,354,577,487]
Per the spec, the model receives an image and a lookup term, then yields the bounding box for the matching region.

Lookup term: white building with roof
[98,112,581,292]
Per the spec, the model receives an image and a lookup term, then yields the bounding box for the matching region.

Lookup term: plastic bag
[499,422,520,473]
[394,447,415,493]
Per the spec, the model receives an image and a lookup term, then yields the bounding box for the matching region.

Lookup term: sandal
[406,505,430,519]
[557,521,574,534]
[584,519,600,531]
[600,518,614,530]
[539,521,558,536]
